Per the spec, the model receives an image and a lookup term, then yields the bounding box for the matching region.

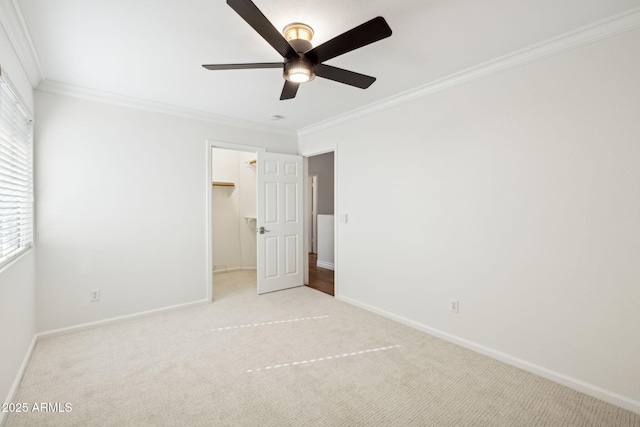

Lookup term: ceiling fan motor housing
[283,23,314,53]
[288,38,312,53]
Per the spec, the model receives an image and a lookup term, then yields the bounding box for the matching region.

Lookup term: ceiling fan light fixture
[284,58,315,83]
[283,23,314,42]
[203,0,393,100]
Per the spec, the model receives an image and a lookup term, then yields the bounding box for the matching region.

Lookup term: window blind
[0,68,34,269]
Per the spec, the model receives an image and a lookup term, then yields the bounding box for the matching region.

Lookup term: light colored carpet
[6,270,639,426]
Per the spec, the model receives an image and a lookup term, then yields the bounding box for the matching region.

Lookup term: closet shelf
[212,181,235,187]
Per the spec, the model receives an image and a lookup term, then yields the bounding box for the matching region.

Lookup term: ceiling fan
[202,0,393,100]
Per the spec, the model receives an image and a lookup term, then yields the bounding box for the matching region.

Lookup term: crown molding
[37,80,298,138]
[5,0,639,140]
[0,0,44,87]
[299,6,640,138]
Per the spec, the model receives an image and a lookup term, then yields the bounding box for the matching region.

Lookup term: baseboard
[336,294,640,415]
[212,267,256,275]
[213,267,241,275]
[316,260,335,271]
[1,335,37,427]
[37,299,209,339]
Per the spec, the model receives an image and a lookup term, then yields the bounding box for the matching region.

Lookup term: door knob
[258,226,270,234]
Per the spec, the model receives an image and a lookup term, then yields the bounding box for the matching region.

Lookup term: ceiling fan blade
[226,0,298,59]
[305,17,392,64]
[314,64,376,89]
[280,80,299,100]
[202,62,283,70]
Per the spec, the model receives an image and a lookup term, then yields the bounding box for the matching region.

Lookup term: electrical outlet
[450,299,459,313]
[91,289,100,301]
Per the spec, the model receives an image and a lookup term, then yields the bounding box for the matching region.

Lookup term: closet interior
[211,148,257,274]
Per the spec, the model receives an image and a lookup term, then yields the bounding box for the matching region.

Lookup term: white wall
[238,152,257,269]
[0,252,36,416]
[317,214,334,270]
[308,151,334,215]
[35,90,297,332]
[299,29,640,408]
[212,148,241,271]
[0,19,36,420]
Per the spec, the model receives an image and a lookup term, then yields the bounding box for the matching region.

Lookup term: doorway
[210,146,258,297]
[206,141,305,301]
[305,151,335,296]
[309,175,318,254]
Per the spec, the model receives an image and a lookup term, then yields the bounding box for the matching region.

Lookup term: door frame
[308,174,318,254]
[300,145,338,295]
[205,139,265,303]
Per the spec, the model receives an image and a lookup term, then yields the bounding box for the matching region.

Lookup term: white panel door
[257,151,304,294]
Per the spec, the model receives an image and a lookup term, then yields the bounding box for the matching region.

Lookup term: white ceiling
[16,0,640,132]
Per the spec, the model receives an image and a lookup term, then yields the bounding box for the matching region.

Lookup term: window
[0,68,33,269]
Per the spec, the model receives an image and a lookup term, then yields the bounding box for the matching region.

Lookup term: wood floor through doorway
[307,253,334,296]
